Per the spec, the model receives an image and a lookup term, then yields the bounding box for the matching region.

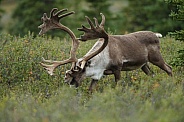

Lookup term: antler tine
[100,13,105,28]
[55,8,68,16]
[50,8,75,20]
[41,13,49,22]
[78,25,89,32]
[40,62,55,76]
[50,8,58,18]
[85,16,95,29]
[93,17,100,27]
[58,11,75,19]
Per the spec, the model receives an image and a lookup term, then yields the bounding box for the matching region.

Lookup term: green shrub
[0,33,184,122]
[166,0,184,67]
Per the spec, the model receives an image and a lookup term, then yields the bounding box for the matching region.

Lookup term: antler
[38,8,80,75]
[38,8,74,35]
[77,13,109,70]
[77,13,107,41]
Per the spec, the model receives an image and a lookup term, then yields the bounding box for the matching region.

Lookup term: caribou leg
[141,63,155,76]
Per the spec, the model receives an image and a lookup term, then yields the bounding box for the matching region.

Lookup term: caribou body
[65,31,172,91]
[84,31,170,79]
[38,8,172,92]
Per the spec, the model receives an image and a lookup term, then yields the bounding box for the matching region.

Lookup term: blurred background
[0,0,183,37]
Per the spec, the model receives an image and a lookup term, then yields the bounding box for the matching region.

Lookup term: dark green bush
[166,0,184,67]
[0,33,184,122]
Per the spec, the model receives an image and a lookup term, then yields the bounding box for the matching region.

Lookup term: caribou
[39,8,172,92]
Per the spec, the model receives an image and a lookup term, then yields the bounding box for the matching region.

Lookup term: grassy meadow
[0,33,184,122]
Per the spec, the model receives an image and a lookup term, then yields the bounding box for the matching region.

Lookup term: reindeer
[38,8,172,92]
[64,14,173,92]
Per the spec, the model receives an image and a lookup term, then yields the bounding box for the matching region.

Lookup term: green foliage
[171,49,184,66]
[8,0,86,37]
[167,0,184,21]
[0,33,63,100]
[0,33,184,121]
[53,0,86,37]
[167,0,184,41]
[0,74,184,122]
[166,0,184,67]
[0,1,184,121]
[123,0,184,35]
[0,32,96,99]
[5,0,183,37]
[0,0,4,31]
[83,0,113,31]
[8,0,56,36]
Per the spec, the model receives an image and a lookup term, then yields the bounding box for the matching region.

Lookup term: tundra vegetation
[0,32,183,122]
[0,0,184,122]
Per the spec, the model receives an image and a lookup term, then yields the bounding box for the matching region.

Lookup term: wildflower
[152,82,160,89]
[131,75,137,82]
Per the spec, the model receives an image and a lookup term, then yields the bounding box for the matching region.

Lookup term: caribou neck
[82,36,108,62]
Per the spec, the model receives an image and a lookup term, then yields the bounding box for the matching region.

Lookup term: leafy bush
[166,0,184,67]
[0,33,68,100]
[0,0,4,31]
[123,0,184,35]
[0,33,184,122]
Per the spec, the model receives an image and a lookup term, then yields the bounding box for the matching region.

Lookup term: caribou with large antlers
[38,8,172,92]
[64,14,172,92]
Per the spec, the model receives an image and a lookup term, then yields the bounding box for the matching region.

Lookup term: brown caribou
[38,8,172,92]
[64,14,172,92]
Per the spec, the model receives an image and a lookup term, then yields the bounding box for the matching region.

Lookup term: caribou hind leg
[149,52,172,76]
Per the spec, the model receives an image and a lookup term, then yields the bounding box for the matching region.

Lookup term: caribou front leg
[89,79,98,93]
[141,63,155,77]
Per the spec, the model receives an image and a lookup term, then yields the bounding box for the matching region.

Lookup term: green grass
[0,33,184,122]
